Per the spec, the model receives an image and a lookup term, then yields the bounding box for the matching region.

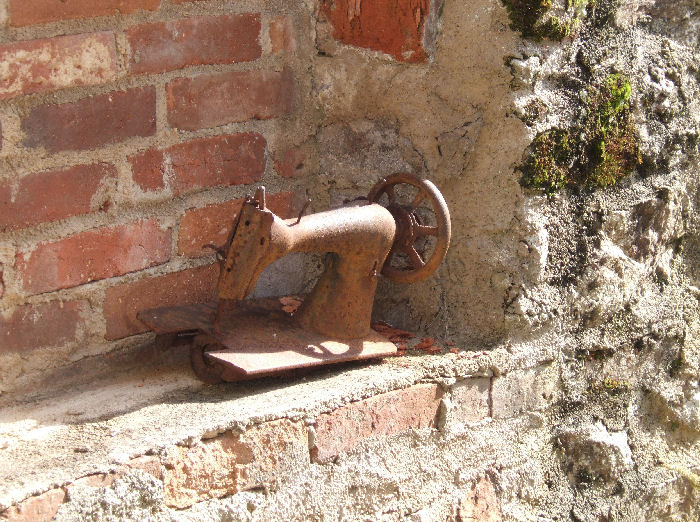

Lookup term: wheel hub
[387,203,417,249]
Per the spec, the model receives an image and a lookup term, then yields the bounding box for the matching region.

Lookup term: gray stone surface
[450,377,491,424]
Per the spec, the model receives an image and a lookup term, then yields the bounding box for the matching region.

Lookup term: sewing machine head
[215,173,451,340]
[216,187,277,303]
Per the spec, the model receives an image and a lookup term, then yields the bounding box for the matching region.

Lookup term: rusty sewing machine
[138,173,451,383]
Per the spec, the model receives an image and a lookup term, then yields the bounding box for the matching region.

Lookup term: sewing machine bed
[137,297,397,381]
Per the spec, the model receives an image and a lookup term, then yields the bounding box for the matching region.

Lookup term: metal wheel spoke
[410,190,427,210]
[415,224,439,237]
[405,246,425,268]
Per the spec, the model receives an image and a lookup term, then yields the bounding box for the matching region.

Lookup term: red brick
[127,456,163,480]
[103,263,218,340]
[17,219,171,295]
[9,0,161,27]
[0,32,117,100]
[22,87,156,153]
[319,0,433,62]
[274,147,307,178]
[166,69,295,131]
[129,148,165,192]
[0,163,115,232]
[128,14,261,75]
[313,384,443,463]
[163,420,307,509]
[178,192,298,257]
[269,16,297,54]
[0,301,83,354]
[130,133,266,195]
[0,488,66,522]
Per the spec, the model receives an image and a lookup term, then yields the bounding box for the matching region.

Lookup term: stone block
[491,364,558,419]
[127,456,163,480]
[458,475,501,522]
[1,488,65,522]
[452,377,490,423]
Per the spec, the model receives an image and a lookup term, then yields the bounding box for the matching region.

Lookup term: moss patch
[601,377,630,394]
[502,0,592,40]
[521,129,572,191]
[521,74,642,192]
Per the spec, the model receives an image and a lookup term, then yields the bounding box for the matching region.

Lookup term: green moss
[583,74,642,187]
[602,378,630,394]
[521,74,642,192]
[521,129,572,192]
[669,356,683,377]
[567,0,593,9]
[502,0,589,41]
[539,16,576,39]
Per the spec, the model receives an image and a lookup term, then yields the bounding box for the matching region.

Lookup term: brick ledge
[0,336,558,516]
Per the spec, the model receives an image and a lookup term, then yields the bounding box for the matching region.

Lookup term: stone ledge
[0,335,560,516]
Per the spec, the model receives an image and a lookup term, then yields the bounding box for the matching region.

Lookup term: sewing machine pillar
[296,251,379,339]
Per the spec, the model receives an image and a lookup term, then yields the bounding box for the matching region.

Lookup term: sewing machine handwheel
[368,173,451,283]
[190,335,225,384]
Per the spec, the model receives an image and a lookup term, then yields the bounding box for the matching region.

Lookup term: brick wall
[0,363,559,519]
[0,0,313,393]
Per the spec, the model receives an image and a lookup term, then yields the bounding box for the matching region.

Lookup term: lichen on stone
[601,377,630,394]
[501,0,592,41]
[520,73,642,192]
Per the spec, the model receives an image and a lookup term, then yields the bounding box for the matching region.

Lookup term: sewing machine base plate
[138,297,397,382]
